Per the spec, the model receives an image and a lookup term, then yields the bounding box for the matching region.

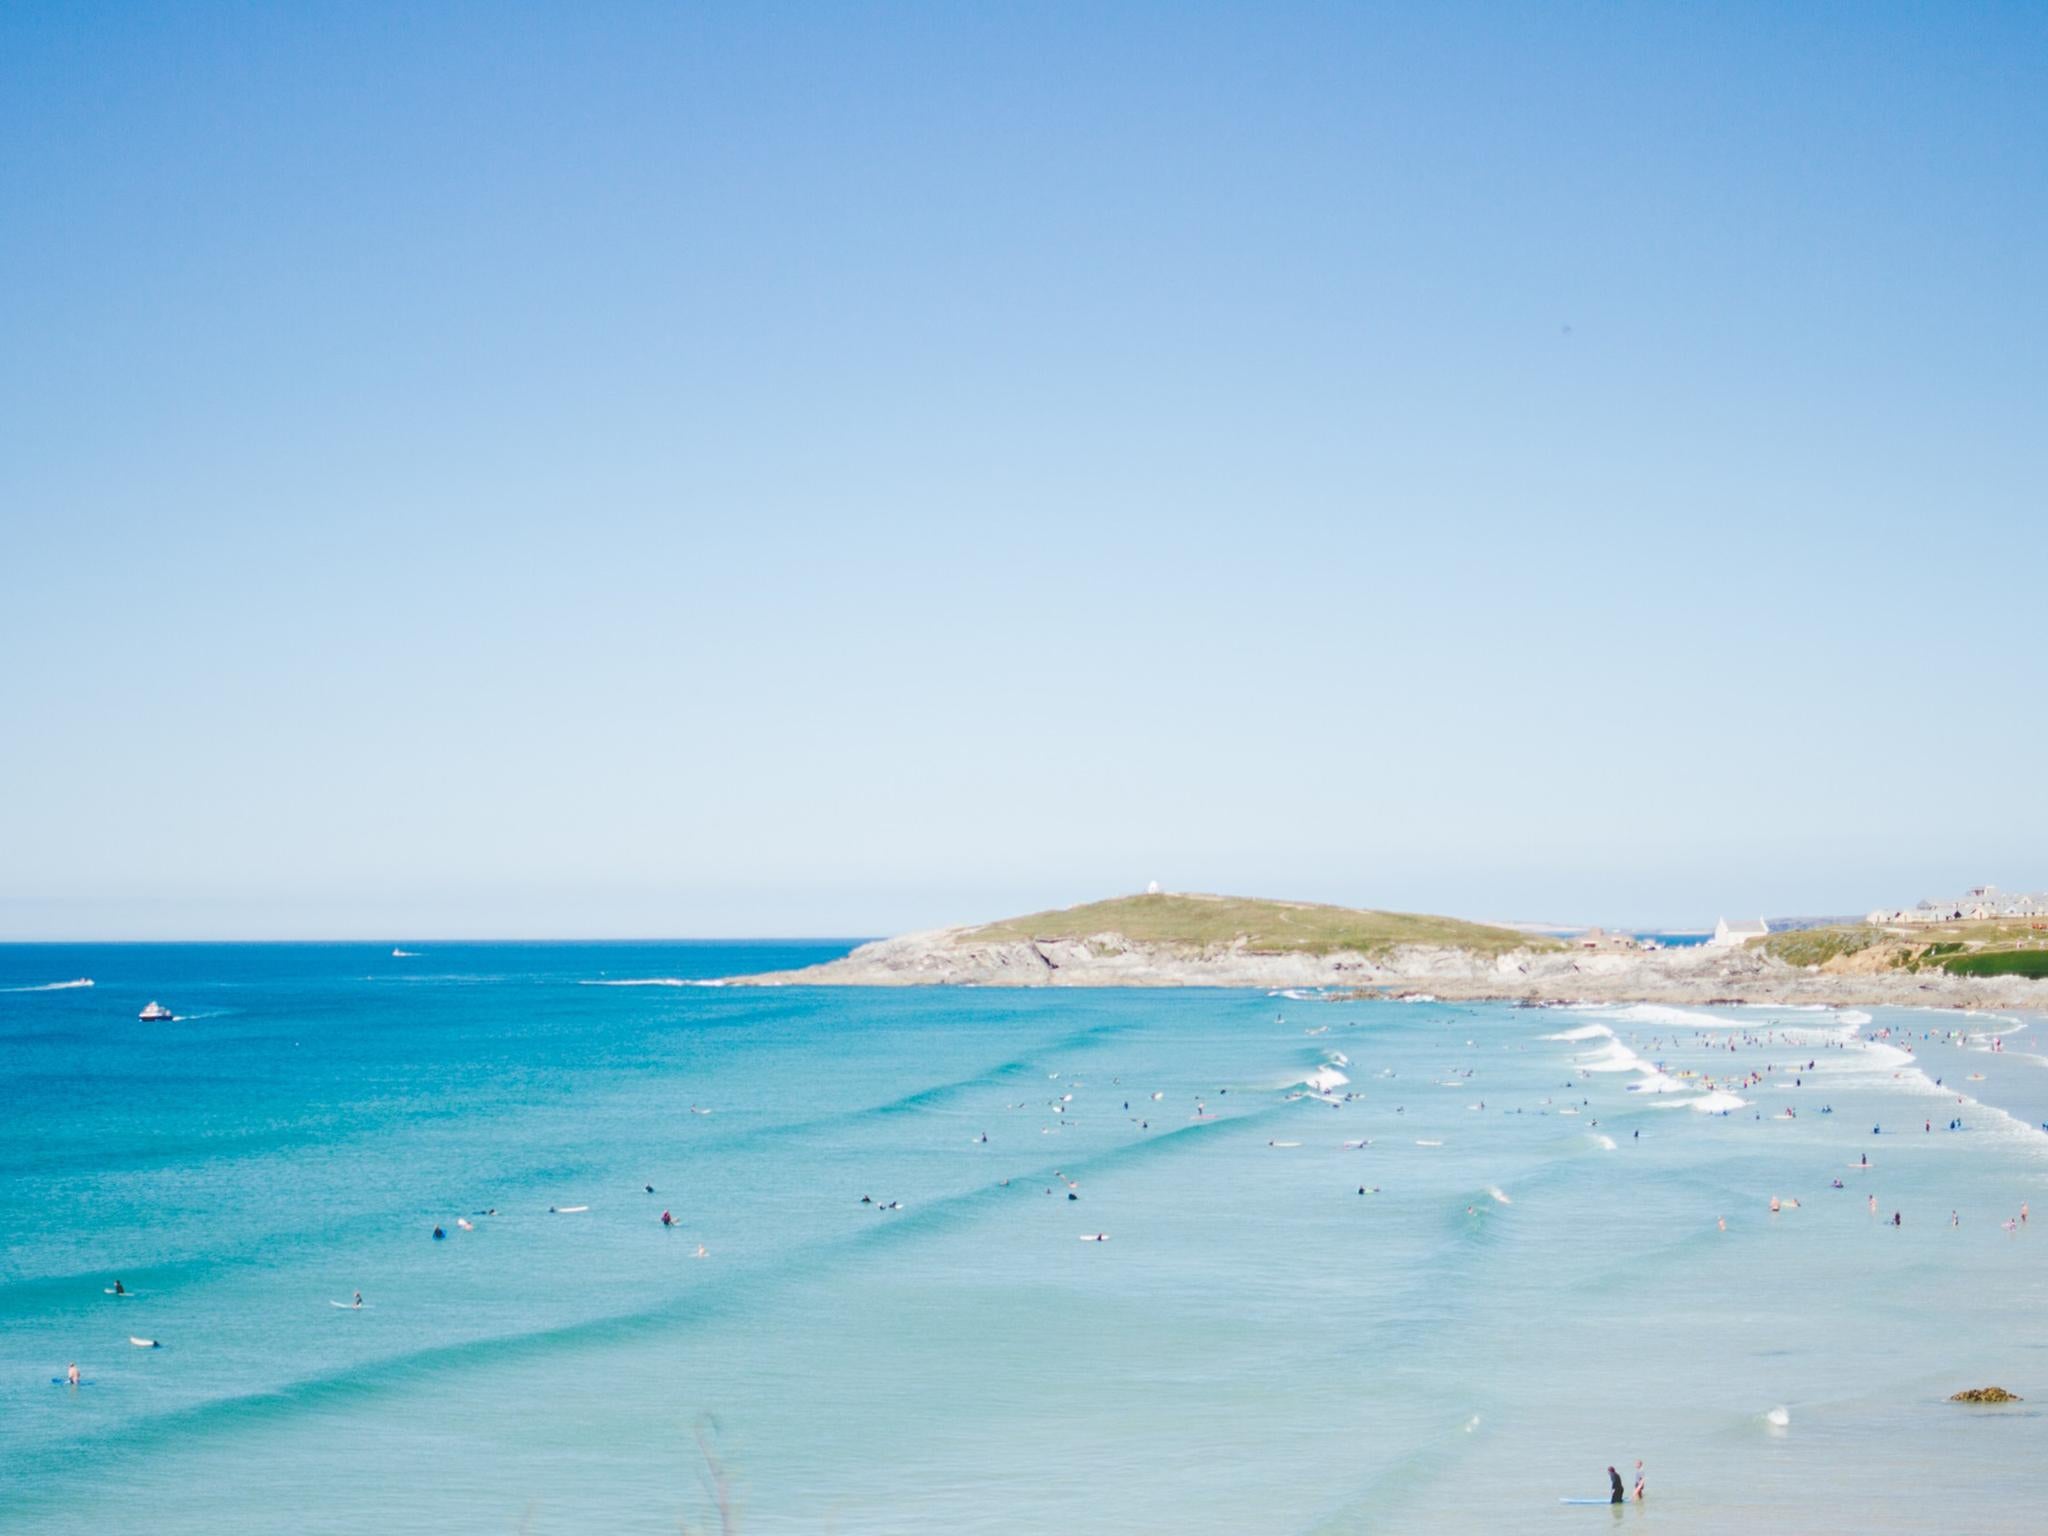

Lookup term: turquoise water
[5,945,2048,1533]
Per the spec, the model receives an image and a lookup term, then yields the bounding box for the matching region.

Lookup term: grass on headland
[1942,950,2048,979]
[962,892,1551,959]
[1765,918,2048,979]
[1759,927,1882,967]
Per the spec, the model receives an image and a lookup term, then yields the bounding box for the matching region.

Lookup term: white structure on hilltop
[1710,916,1769,948]
[1145,880,1162,895]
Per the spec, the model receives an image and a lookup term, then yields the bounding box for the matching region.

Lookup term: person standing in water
[66,1362,80,1387]
[1608,1466,1625,1503]
[352,1291,363,1308]
[1634,1461,1646,1501]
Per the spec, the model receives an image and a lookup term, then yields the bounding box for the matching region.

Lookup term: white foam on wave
[1302,1065,1351,1095]
[1542,1024,1614,1042]
[1,978,94,992]
[1606,1003,1727,1028]
[1579,1041,1651,1073]
[1487,1185,1511,1205]
[1645,1090,1749,1113]
[579,978,728,988]
[1854,1051,2048,1159]
[1689,1090,1749,1114]
[1593,1134,1617,1150]
[1836,1010,1873,1026]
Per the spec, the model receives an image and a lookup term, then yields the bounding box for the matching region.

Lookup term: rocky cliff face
[731,929,2048,1009]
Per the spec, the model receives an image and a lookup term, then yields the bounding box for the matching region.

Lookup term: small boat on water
[139,1001,173,1021]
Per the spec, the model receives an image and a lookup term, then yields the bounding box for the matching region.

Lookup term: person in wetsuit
[1609,1466,1625,1503]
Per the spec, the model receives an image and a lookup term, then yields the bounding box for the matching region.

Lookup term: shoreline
[726,928,2048,1012]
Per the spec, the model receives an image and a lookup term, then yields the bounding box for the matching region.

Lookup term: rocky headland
[729,892,2048,1011]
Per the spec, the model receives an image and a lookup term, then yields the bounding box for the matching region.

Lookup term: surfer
[111,1279,125,1295]
[661,1210,674,1227]
[66,1362,80,1387]
[352,1291,363,1308]
[1608,1466,1624,1504]
[432,1225,445,1240]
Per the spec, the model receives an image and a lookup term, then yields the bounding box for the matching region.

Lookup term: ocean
[4,943,2046,1533]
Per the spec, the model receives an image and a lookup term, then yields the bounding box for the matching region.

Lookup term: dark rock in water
[1949,1387,2022,1403]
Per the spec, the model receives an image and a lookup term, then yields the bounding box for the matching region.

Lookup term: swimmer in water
[1717,1216,1726,1232]
[693,1244,708,1258]
[661,1209,673,1227]
[432,1225,445,1240]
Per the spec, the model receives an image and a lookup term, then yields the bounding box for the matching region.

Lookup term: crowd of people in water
[56,993,2035,1534]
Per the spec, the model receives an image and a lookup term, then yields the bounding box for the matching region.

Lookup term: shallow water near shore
[5,944,2047,1533]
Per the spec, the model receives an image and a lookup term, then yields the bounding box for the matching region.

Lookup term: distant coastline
[728,892,2048,1010]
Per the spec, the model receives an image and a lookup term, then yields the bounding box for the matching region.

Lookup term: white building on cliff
[1710,916,1769,948]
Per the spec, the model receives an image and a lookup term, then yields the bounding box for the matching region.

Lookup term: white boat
[138,1001,173,1021]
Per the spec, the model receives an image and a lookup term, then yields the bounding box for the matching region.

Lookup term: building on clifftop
[1710,916,1769,948]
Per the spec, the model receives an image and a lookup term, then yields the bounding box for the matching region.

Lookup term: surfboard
[1559,1496,1612,1504]
[552,1205,589,1213]
[103,1288,132,1296]
[129,1337,158,1348]
[51,1378,95,1386]
[329,1300,368,1309]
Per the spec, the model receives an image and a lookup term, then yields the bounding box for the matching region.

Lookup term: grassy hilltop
[1762,918,2048,979]
[961,892,1549,960]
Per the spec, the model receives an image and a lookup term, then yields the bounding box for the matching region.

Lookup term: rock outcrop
[730,927,2048,1008]
[1949,1387,2022,1403]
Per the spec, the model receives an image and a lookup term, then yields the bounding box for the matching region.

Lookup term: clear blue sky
[2,3,2043,939]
